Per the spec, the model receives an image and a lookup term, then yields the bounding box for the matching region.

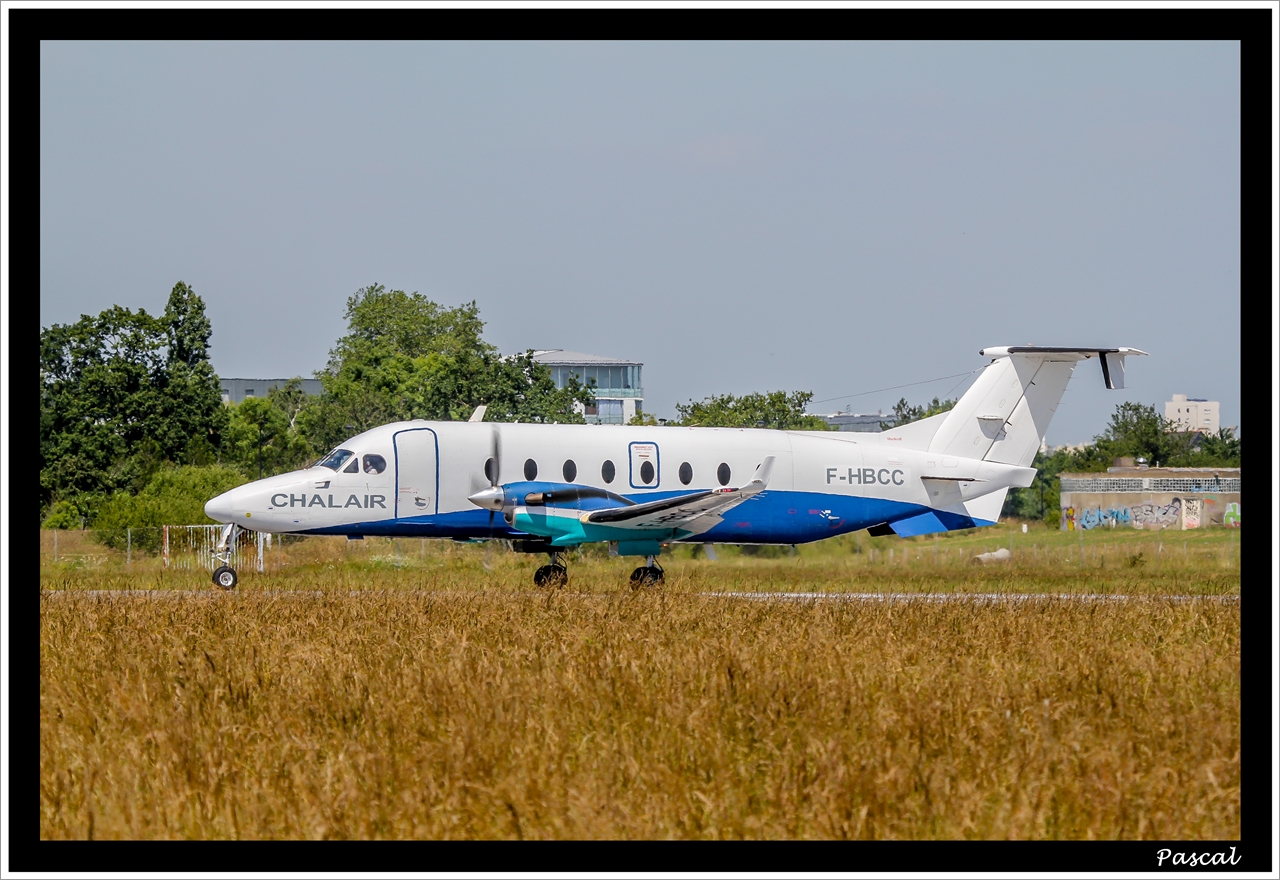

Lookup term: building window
[597,399,623,424]
[244,389,255,397]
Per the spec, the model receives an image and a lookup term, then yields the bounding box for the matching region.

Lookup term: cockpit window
[363,454,387,475]
[317,448,355,470]
[343,458,359,474]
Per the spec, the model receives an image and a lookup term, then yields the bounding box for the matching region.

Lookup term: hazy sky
[40,40,1240,444]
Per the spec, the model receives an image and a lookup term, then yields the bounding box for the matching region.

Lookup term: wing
[583,456,776,531]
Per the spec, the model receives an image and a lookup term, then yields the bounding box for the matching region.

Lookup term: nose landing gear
[211,523,240,590]
[629,555,664,589]
[533,550,568,588]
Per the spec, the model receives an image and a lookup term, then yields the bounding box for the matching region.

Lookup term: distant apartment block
[219,377,323,405]
[1165,394,1220,434]
[532,350,643,425]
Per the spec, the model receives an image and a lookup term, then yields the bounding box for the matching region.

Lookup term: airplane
[203,345,1145,589]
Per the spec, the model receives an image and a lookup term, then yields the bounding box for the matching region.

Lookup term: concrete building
[219,377,323,405]
[814,411,886,432]
[532,350,643,425]
[1059,465,1240,531]
[1166,394,1220,434]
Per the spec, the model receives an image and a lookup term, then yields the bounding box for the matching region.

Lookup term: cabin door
[629,441,660,489]
[394,428,439,518]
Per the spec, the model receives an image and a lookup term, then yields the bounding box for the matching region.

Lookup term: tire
[212,565,238,590]
[630,566,662,589]
[534,564,567,588]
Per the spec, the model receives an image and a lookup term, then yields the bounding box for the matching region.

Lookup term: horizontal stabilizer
[889,509,979,537]
[918,346,1148,469]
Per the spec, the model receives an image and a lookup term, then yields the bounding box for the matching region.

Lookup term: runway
[40,589,1239,603]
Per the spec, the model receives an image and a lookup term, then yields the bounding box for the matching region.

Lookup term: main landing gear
[533,550,569,588]
[211,523,239,590]
[629,555,664,589]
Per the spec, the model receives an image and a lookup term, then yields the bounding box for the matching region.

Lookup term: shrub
[90,465,247,554]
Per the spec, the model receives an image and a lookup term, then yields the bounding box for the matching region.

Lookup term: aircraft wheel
[534,564,567,588]
[212,565,238,590]
[629,566,663,589]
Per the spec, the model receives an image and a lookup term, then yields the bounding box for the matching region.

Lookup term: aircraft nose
[204,489,238,523]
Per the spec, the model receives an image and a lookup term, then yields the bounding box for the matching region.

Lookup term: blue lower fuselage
[301,489,983,544]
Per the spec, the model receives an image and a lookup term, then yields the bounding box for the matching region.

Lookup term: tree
[224,393,314,479]
[39,282,228,514]
[879,396,956,430]
[670,390,832,430]
[301,284,594,451]
[91,465,247,553]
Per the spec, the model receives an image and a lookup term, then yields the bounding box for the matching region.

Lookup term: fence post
[53,530,58,562]
[257,530,264,573]
[163,525,169,570]
[127,528,131,570]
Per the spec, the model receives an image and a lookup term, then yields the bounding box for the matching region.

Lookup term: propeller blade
[490,426,501,486]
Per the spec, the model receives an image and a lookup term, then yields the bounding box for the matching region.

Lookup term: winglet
[469,405,488,423]
[749,456,776,490]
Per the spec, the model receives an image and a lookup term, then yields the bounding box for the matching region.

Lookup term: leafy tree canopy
[303,284,595,451]
[879,396,956,430]
[668,390,832,430]
[224,388,316,479]
[39,282,227,508]
[90,465,248,551]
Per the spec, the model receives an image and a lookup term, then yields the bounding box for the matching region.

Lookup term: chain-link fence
[42,526,268,573]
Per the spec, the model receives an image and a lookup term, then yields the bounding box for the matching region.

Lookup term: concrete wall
[1060,491,1241,530]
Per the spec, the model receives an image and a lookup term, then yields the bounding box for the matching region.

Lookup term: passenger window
[717,463,731,486]
[679,462,693,485]
[601,460,616,484]
[363,454,386,475]
[343,458,359,473]
[563,459,577,482]
[524,459,538,481]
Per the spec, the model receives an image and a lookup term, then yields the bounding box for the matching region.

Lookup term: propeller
[467,424,506,537]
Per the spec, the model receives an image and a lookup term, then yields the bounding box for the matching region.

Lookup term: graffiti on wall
[1062,497,1192,531]
[1224,502,1241,527]
[1181,497,1201,529]
[1130,498,1183,529]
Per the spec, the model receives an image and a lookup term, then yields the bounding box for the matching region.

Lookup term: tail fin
[919,346,1146,468]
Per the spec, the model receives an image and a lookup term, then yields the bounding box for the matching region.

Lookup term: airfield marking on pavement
[702,592,1239,603]
[40,589,1240,603]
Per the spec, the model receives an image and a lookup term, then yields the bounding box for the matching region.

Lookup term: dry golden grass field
[40,524,1241,840]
